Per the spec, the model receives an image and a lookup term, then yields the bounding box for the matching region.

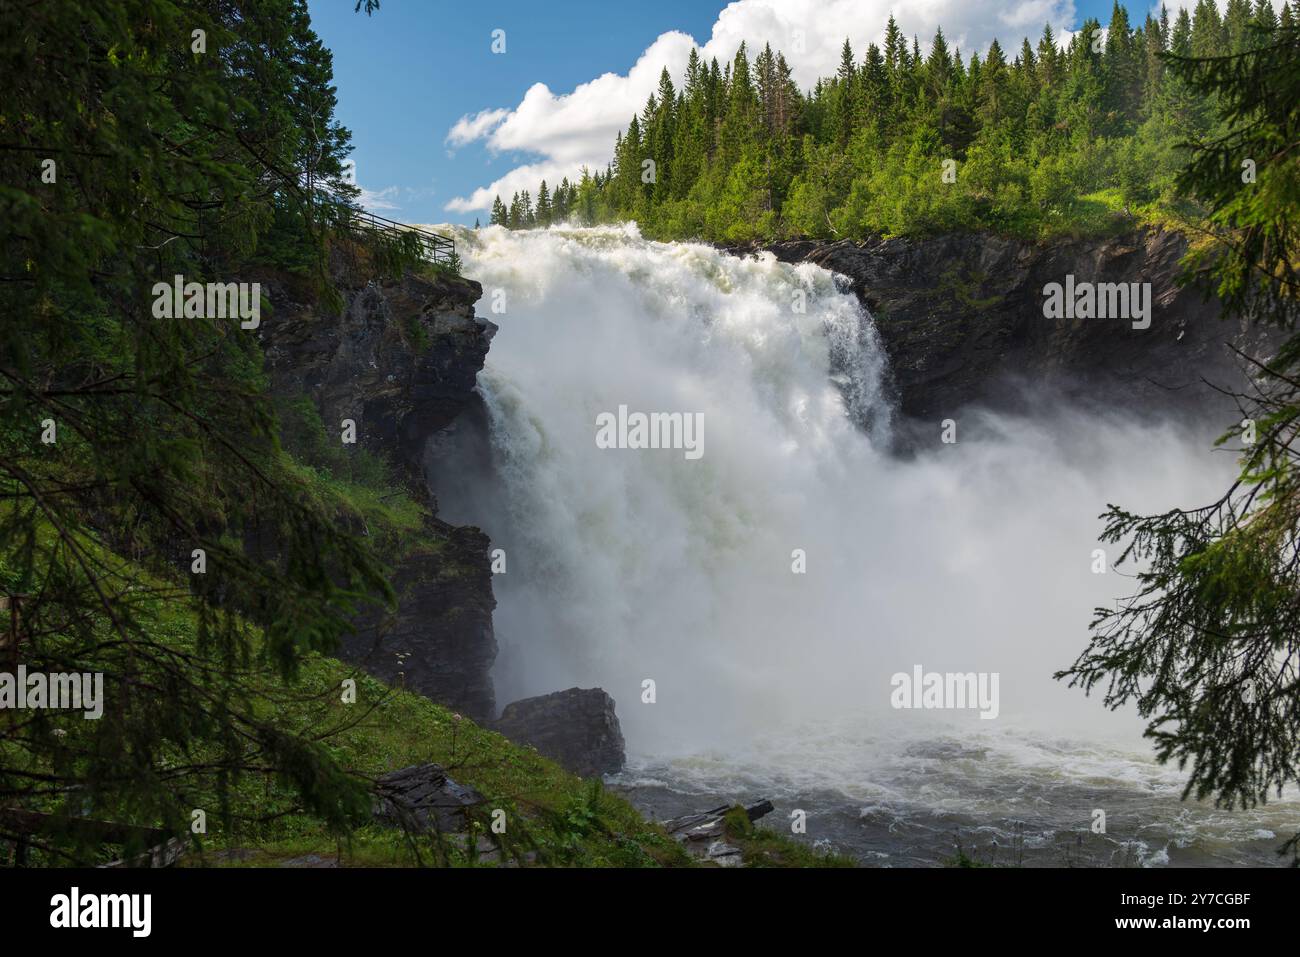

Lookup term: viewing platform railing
[347,209,456,266]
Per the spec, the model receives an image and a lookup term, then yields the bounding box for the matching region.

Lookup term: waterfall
[425,223,1295,864]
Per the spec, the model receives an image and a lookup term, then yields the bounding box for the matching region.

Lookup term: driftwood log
[661,800,774,838]
[660,800,776,867]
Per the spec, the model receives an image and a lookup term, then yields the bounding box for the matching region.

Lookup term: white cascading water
[428,222,1298,866]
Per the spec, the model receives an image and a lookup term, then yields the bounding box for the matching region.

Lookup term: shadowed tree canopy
[0,0,404,863]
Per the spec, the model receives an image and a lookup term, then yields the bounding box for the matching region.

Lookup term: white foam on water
[426,222,1299,856]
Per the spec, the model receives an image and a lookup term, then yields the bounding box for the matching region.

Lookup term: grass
[273,394,429,554]
[720,806,856,868]
[1,496,859,867]
[190,655,699,868]
[1035,190,1204,244]
[0,525,849,869]
[0,513,695,868]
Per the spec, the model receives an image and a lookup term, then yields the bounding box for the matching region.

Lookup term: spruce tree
[535,180,552,227]
[1058,23,1300,863]
[0,0,399,863]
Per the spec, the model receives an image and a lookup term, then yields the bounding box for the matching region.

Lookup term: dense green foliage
[1057,23,1300,863]
[497,2,1295,242]
[0,0,426,863]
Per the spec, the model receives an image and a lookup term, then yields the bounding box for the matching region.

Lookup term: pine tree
[1142,13,1167,113]
[980,38,1010,122]
[1035,24,1061,88]
[1172,6,1194,56]
[1103,0,1141,123]
[719,41,757,166]
[1191,0,1226,58]
[1059,22,1300,863]
[554,176,572,221]
[861,43,889,123]
[773,52,802,139]
[571,11,1264,245]
[0,0,400,861]
[1252,0,1279,40]
[833,39,857,144]
[926,28,954,99]
[1224,0,1254,52]
[884,15,905,77]
[535,180,552,227]
[650,67,677,201]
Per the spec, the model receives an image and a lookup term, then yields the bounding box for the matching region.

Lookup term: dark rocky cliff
[258,263,499,722]
[262,268,495,484]
[735,228,1273,433]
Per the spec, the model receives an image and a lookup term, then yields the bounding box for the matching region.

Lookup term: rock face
[735,229,1274,430]
[372,763,534,865]
[494,688,626,777]
[261,267,496,483]
[372,763,484,834]
[347,519,497,721]
[258,262,499,722]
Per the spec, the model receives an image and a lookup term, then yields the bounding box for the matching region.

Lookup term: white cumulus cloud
[444,0,1079,215]
[446,108,512,149]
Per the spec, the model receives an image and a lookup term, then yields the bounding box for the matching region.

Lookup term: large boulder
[494,688,626,777]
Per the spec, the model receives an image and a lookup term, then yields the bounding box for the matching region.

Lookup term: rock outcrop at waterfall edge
[729,228,1277,430]
[257,254,500,722]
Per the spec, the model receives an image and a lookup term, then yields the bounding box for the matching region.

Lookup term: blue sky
[306,0,1156,225]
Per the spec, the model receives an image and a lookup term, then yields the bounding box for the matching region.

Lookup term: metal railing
[347,209,456,266]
